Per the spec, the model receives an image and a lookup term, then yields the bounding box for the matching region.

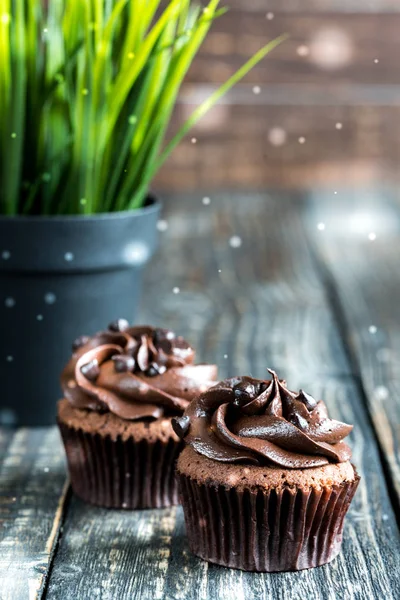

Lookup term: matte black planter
[0,197,161,426]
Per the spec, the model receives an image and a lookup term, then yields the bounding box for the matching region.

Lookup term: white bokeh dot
[37,314,43,321]
[374,386,389,400]
[224,354,228,359]
[6,355,13,362]
[309,27,353,70]
[44,292,56,305]
[0,407,17,427]
[266,12,274,20]
[5,297,15,308]
[229,236,242,248]
[202,197,211,205]
[191,137,197,144]
[368,232,376,241]
[124,242,149,265]
[298,136,306,144]
[1,250,10,260]
[252,85,261,95]
[335,122,343,130]
[157,220,169,232]
[374,58,379,64]
[173,287,180,294]
[268,127,287,146]
[297,45,310,57]
[369,325,377,334]
[64,252,74,261]
[317,222,326,231]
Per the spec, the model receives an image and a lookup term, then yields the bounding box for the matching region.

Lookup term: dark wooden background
[155,0,400,194]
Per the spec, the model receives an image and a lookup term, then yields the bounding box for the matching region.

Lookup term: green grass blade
[125,0,223,208]
[8,0,27,214]
[0,1,288,215]
[104,0,185,146]
[0,0,12,213]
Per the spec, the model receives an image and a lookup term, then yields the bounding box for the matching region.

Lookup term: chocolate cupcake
[173,370,359,572]
[58,321,217,509]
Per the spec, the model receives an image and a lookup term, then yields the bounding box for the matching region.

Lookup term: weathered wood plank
[0,428,68,600]
[308,191,400,506]
[139,193,351,378]
[156,102,400,192]
[46,194,400,599]
[186,12,400,86]
[44,500,178,600]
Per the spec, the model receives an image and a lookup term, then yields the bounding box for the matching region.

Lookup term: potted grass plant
[0,0,285,425]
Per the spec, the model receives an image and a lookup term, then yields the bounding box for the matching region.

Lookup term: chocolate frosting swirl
[61,322,217,421]
[173,370,353,468]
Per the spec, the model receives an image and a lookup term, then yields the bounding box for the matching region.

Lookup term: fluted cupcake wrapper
[59,421,183,509]
[178,470,360,572]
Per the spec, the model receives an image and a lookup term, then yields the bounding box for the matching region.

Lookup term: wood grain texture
[0,428,68,600]
[308,190,400,506]
[45,194,400,599]
[187,13,400,86]
[155,5,400,193]
[138,193,351,379]
[156,102,400,192]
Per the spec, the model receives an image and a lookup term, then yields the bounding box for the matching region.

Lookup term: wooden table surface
[1,192,399,599]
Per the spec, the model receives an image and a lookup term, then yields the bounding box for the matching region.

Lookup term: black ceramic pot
[0,197,161,426]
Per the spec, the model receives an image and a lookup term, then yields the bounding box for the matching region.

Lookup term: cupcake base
[58,399,183,509]
[177,447,360,572]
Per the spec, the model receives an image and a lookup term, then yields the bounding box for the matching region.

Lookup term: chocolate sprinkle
[112,354,135,373]
[146,364,160,377]
[233,380,257,407]
[298,389,318,410]
[108,318,130,332]
[81,359,100,382]
[172,415,191,437]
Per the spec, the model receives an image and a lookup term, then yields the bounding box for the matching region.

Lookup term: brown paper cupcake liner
[59,421,183,509]
[178,470,360,572]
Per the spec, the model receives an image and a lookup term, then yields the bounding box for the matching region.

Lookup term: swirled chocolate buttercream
[173,370,353,468]
[61,322,217,421]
